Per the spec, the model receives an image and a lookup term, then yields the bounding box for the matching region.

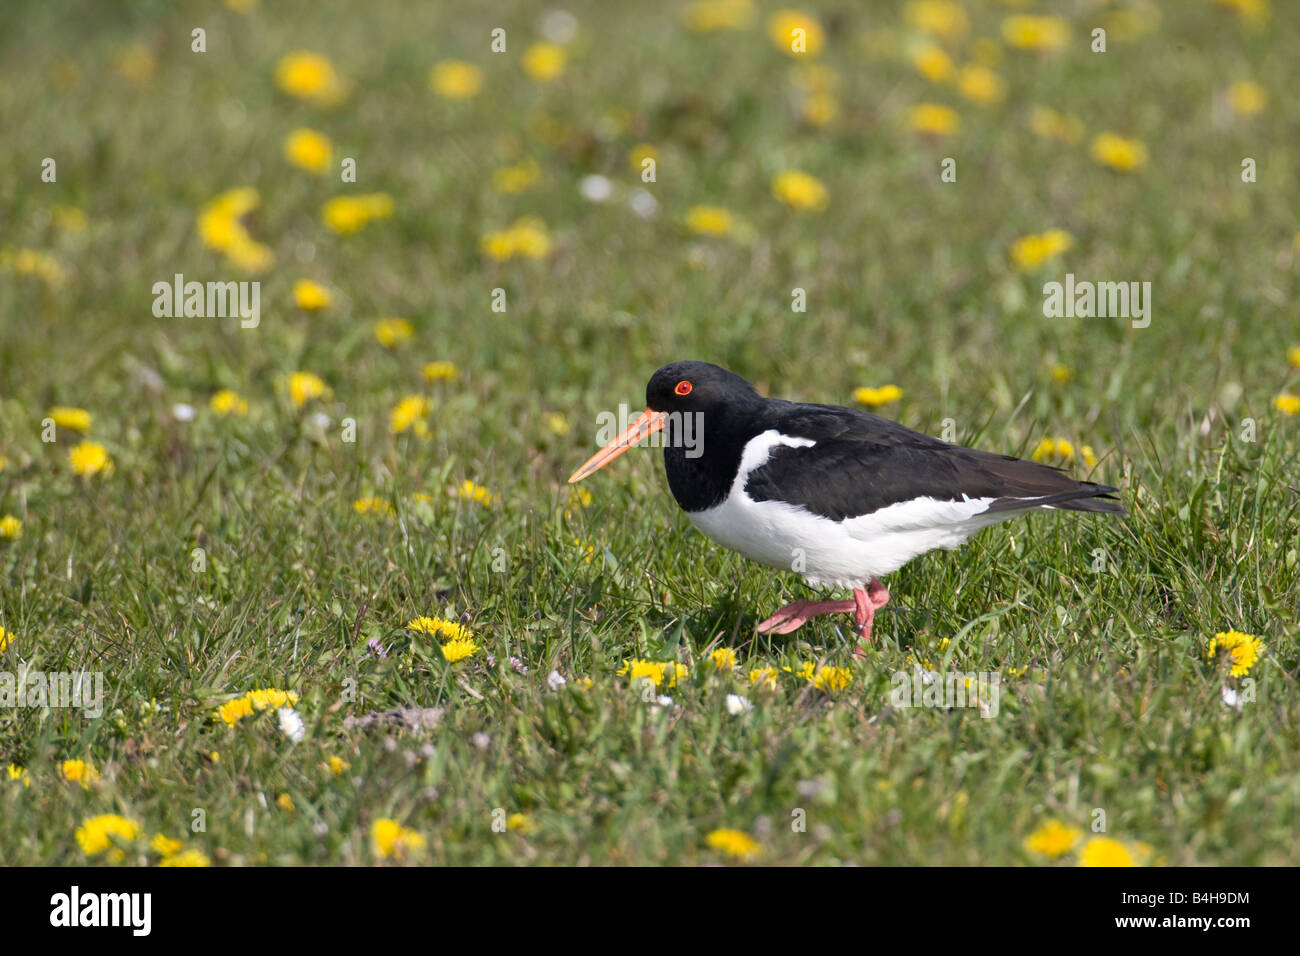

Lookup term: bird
[568,361,1123,651]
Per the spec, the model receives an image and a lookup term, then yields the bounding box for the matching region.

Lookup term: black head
[645,361,761,414]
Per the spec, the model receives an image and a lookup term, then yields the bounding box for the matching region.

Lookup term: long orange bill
[568,408,667,483]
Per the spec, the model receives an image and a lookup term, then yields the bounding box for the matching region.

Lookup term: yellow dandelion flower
[276,793,295,812]
[903,0,969,43]
[507,812,536,833]
[1287,345,1300,368]
[0,626,14,651]
[685,205,734,237]
[353,497,395,516]
[1079,836,1137,867]
[1009,229,1074,270]
[274,50,345,106]
[627,143,659,171]
[1,515,24,540]
[326,756,350,775]
[683,0,755,33]
[407,616,474,642]
[47,406,91,432]
[767,9,824,56]
[75,814,140,856]
[217,697,253,726]
[1226,81,1267,116]
[389,395,431,436]
[321,193,394,235]
[441,637,480,663]
[159,849,211,867]
[911,44,954,83]
[1031,437,1075,462]
[372,818,426,859]
[907,102,960,136]
[283,128,333,175]
[245,688,299,711]
[151,834,183,857]
[5,247,65,285]
[1213,0,1270,25]
[423,360,458,382]
[480,217,552,261]
[522,43,566,82]
[429,60,483,99]
[60,759,100,786]
[52,205,88,233]
[806,664,853,692]
[546,412,571,435]
[288,371,331,407]
[67,441,113,478]
[6,764,29,787]
[1081,445,1098,469]
[706,828,762,861]
[1090,132,1148,172]
[771,170,828,211]
[710,647,739,671]
[293,278,332,311]
[1024,819,1082,858]
[1050,363,1073,384]
[957,64,1005,105]
[1001,15,1069,52]
[374,317,415,348]
[1208,630,1263,678]
[492,158,541,194]
[748,666,779,690]
[853,385,903,407]
[209,389,249,417]
[456,480,493,506]
[1273,394,1300,416]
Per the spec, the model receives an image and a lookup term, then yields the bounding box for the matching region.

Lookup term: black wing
[746,402,1124,521]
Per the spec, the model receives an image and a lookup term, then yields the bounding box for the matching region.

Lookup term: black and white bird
[569,361,1123,650]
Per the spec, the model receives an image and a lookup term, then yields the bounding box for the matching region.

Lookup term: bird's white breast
[685,430,1011,588]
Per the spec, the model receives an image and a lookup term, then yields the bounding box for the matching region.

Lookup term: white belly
[685,430,1011,589]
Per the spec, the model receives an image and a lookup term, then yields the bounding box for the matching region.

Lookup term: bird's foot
[756,598,856,635]
[852,579,891,656]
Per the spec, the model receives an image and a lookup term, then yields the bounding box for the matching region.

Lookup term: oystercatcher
[569,361,1123,650]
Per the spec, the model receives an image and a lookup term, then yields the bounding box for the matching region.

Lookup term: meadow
[0,0,1297,866]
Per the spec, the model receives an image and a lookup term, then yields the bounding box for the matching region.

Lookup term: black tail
[987,482,1125,516]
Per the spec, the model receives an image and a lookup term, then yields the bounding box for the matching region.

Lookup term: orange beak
[568,408,667,483]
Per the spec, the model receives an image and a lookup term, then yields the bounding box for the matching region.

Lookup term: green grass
[1,0,1298,865]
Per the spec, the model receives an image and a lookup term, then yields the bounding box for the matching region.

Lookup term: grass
[1,0,1298,865]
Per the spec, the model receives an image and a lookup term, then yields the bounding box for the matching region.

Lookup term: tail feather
[986,482,1125,516]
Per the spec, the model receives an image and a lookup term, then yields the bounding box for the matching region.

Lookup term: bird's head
[568,361,759,483]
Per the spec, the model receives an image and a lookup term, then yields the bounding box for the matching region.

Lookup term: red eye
[674,381,693,396]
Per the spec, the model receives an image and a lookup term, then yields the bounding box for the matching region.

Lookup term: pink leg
[853,578,891,657]
[756,598,856,635]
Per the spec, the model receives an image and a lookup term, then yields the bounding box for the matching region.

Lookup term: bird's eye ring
[674,381,693,396]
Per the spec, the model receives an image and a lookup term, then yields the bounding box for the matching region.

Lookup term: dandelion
[957,65,1005,105]
[1009,229,1074,270]
[907,102,960,136]
[1029,106,1085,145]
[390,395,431,436]
[706,828,762,861]
[293,278,332,311]
[4,247,65,286]
[277,793,295,811]
[1213,0,1271,25]
[374,317,415,348]
[492,158,541,194]
[685,206,734,237]
[1049,363,1072,384]
[546,412,571,435]
[1226,81,1266,116]
[618,659,689,688]
[372,818,426,859]
[60,759,100,786]
[767,10,824,56]
[6,764,29,787]
[1090,132,1148,172]
[217,688,299,726]
[1208,630,1262,678]
[1273,394,1299,416]
[627,143,659,171]
[407,616,474,642]
[749,666,779,690]
[853,385,903,407]
[321,193,394,235]
[151,834,183,857]
[1024,819,1082,858]
[903,1,969,43]
[1001,15,1069,52]
[1079,836,1137,867]
[522,43,566,82]
[0,515,22,540]
[480,217,552,261]
[52,205,88,233]
[196,186,275,273]
[217,697,253,726]
[209,389,249,417]
[1287,346,1300,368]
[283,128,333,174]
[274,51,346,106]
[1080,445,1098,469]
[326,756,350,775]
[68,441,114,478]
[1031,437,1075,462]
[710,647,739,671]
[911,45,954,84]
[507,813,536,833]
[47,406,92,432]
[683,0,754,33]
[423,360,458,382]
[798,663,853,692]
[353,497,395,517]
[75,814,140,856]
[771,170,828,211]
[456,480,493,506]
[288,371,331,407]
[429,60,484,99]
[159,848,211,867]
[439,637,480,664]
